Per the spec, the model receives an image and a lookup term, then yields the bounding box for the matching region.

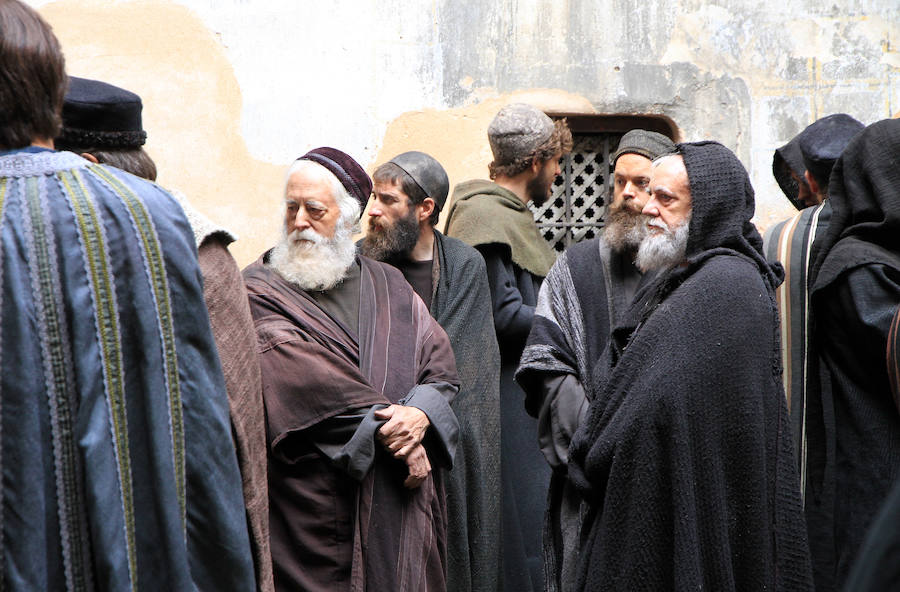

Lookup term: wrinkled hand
[375,404,430,459]
[403,444,432,489]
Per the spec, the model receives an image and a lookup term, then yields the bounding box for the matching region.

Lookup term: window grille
[529,132,624,252]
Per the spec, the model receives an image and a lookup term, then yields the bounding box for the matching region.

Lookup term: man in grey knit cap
[515,129,675,592]
[444,103,572,592]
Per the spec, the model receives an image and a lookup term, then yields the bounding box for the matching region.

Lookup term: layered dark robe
[842,309,900,591]
[446,180,556,592]
[515,238,651,592]
[763,201,830,485]
[0,150,255,590]
[568,141,813,592]
[803,118,900,592]
[390,230,502,592]
[172,192,273,592]
[244,254,460,592]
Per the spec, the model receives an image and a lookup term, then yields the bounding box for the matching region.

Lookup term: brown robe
[171,187,273,592]
[244,254,459,592]
[198,238,272,592]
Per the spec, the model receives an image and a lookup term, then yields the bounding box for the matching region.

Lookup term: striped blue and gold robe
[0,149,254,591]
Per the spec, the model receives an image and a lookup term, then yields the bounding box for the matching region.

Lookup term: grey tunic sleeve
[536,374,589,469]
[402,381,460,469]
[304,405,389,482]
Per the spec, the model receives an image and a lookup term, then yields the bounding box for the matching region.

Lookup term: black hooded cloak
[803,118,900,592]
[568,141,813,592]
[773,134,810,211]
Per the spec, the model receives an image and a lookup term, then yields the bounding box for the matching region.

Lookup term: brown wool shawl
[244,255,458,592]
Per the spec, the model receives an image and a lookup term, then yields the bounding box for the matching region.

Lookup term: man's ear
[530,157,542,176]
[80,152,99,164]
[418,198,435,222]
[804,170,821,197]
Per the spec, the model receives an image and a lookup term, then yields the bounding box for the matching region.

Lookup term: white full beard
[268,225,357,291]
[635,215,691,272]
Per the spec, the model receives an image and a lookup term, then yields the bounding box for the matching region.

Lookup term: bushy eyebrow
[650,184,675,197]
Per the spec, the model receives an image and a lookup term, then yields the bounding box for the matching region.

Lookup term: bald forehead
[650,154,691,198]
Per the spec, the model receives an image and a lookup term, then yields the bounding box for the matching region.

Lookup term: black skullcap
[388,151,450,209]
[796,114,864,189]
[57,76,147,149]
[297,147,373,216]
[612,129,676,164]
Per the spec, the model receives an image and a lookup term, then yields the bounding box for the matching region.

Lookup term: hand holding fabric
[403,444,432,489]
[375,404,430,458]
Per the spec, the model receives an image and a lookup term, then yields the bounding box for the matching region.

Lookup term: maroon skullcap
[297,147,373,215]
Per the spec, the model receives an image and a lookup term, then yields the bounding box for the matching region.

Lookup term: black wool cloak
[515,238,652,592]
[803,118,900,592]
[428,231,502,592]
[568,141,813,592]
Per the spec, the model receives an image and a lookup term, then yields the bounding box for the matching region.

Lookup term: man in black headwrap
[763,114,863,480]
[56,74,274,592]
[803,118,900,592]
[361,151,501,592]
[568,142,813,591]
[54,76,158,180]
[514,129,674,592]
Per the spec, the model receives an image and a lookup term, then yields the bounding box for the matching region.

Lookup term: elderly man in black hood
[567,142,813,591]
[803,118,900,592]
[515,129,675,592]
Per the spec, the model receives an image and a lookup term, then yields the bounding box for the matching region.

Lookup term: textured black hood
[810,118,900,293]
[679,140,782,288]
[772,135,808,210]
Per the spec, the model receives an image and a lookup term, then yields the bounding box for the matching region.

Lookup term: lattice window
[529,133,624,252]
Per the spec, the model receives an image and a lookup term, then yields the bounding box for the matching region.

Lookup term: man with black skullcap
[55,76,158,180]
[361,151,501,592]
[568,142,813,591]
[444,103,572,592]
[515,128,675,592]
[763,114,863,478]
[0,1,255,589]
[803,118,900,592]
[244,147,460,592]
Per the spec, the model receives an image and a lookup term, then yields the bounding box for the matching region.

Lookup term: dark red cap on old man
[297,147,372,216]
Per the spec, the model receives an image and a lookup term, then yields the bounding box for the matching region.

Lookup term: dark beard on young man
[361,210,421,262]
[526,173,551,206]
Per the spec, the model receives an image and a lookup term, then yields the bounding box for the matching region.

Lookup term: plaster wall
[29,0,900,266]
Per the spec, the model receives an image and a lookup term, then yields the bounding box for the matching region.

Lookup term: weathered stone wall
[29,0,900,265]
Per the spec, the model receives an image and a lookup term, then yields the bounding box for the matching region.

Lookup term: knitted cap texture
[488,103,554,165]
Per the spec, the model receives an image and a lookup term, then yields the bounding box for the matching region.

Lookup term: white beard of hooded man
[268,160,360,291]
[636,154,694,272]
[635,213,691,272]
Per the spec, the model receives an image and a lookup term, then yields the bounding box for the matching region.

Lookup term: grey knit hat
[488,103,554,164]
[611,129,676,165]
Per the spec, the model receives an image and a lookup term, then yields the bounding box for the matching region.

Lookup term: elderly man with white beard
[243,147,460,592]
[515,129,675,592]
[567,143,813,591]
